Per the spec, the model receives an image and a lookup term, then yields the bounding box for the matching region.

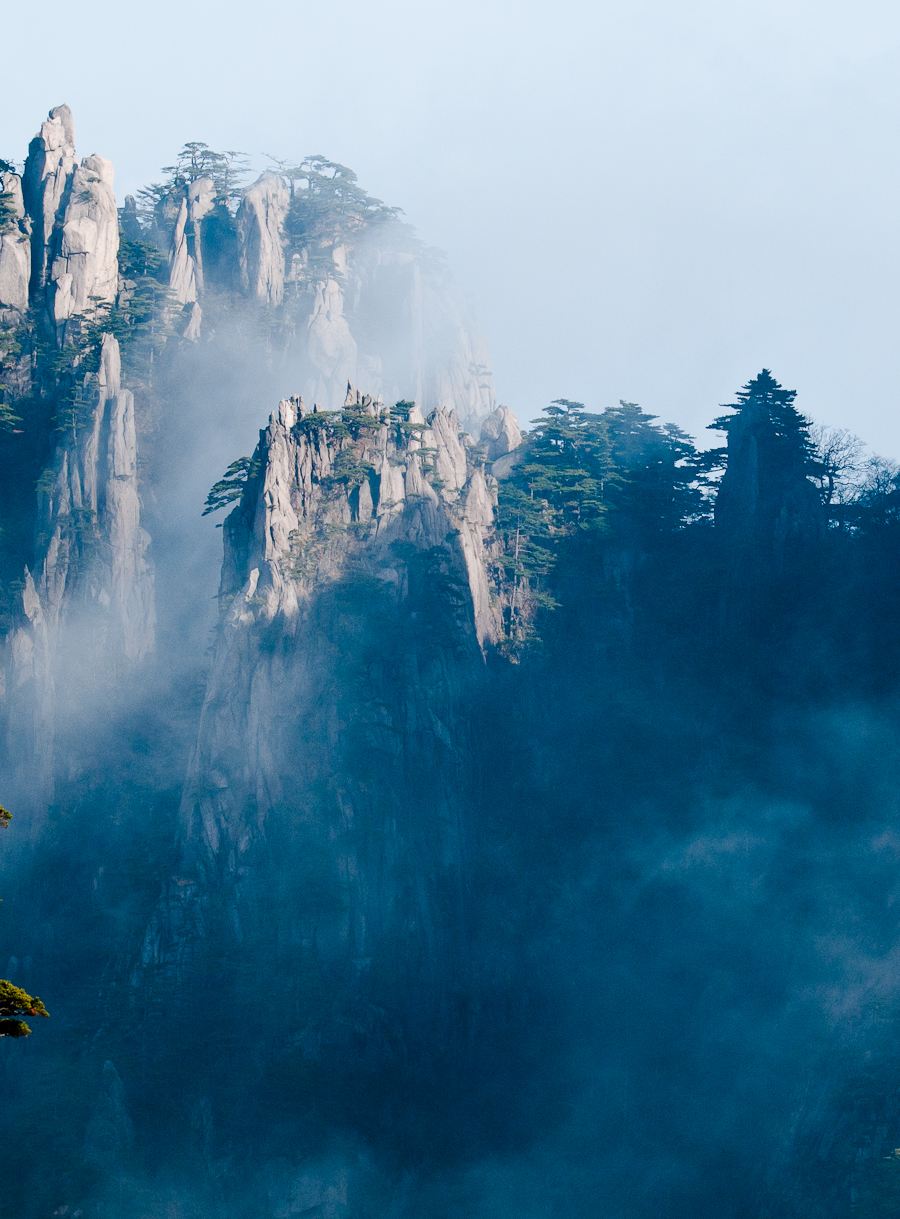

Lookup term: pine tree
[493,400,612,652]
[711,369,823,548]
[516,399,610,533]
[0,980,49,1039]
[202,456,258,517]
[603,401,706,540]
[0,809,49,1039]
[711,368,818,476]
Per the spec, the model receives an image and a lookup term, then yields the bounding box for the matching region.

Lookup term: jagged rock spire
[22,104,77,297]
[20,104,119,338]
[2,107,154,812]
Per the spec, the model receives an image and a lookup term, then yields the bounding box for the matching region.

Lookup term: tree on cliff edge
[0,805,49,1039]
[711,369,823,552]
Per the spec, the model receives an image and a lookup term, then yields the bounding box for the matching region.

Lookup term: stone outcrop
[18,108,154,661]
[208,384,499,662]
[237,171,289,306]
[20,105,119,339]
[166,175,216,337]
[480,404,523,462]
[0,571,56,798]
[34,333,154,658]
[3,334,154,806]
[0,171,31,313]
[2,107,155,809]
[227,174,495,433]
[141,386,502,1064]
[22,104,77,296]
[49,154,119,331]
[305,267,359,406]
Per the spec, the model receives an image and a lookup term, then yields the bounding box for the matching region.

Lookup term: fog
[4,0,900,445]
[6,6,900,1217]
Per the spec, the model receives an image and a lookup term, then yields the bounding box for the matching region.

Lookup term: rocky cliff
[142,160,496,435]
[0,102,514,1217]
[2,329,154,803]
[143,385,513,1002]
[1,108,154,807]
[1,104,499,812]
[0,169,30,314]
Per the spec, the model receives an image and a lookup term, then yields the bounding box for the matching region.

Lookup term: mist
[4,0,900,447]
[3,8,900,1218]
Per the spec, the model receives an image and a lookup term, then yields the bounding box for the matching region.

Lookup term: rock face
[1,108,154,808]
[1,571,55,797]
[480,404,523,462]
[305,262,359,407]
[3,334,154,803]
[140,388,501,1126]
[34,333,154,657]
[49,153,119,330]
[0,105,507,1211]
[227,175,497,434]
[20,104,119,338]
[310,247,497,437]
[0,171,31,313]
[22,104,77,296]
[167,175,216,308]
[237,171,289,306]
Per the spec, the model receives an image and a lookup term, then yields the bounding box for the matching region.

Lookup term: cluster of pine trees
[492,369,900,661]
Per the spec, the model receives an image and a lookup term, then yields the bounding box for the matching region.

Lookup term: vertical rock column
[2,107,155,813]
[0,170,31,314]
[22,104,77,300]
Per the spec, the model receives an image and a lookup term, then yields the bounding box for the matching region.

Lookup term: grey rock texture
[3,333,154,806]
[0,570,55,798]
[228,173,496,432]
[35,333,154,658]
[480,404,523,462]
[167,175,216,307]
[2,110,156,808]
[141,387,502,1071]
[305,257,359,407]
[20,104,119,341]
[163,174,217,339]
[237,171,289,306]
[49,153,119,330]
[0,171,31,312]
[22,104,77,296]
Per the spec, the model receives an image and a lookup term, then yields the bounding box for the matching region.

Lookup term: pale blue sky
[4,0,900,451]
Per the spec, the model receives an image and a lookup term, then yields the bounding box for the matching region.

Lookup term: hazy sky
[4,0,900,450]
